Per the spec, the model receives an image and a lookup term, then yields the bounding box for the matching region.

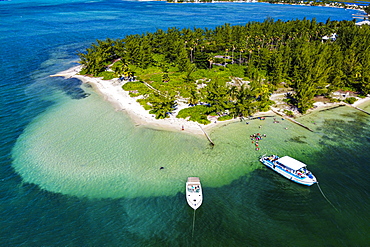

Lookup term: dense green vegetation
[78,19,370,122]
[364,4,370,15]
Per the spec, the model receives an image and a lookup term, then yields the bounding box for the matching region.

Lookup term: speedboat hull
[186,177,203,210]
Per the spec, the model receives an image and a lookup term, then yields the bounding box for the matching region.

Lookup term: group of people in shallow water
[250,133,267,151]
[273,117,282,123]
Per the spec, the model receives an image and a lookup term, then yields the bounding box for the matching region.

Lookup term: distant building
[332,90,358,100]
[322,33,337,42]
[355,20,370,26]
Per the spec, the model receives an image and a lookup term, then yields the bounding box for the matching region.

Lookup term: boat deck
[187,177,200,183]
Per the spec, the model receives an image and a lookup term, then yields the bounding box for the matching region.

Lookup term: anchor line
[317,182,339,212]
[192,209,196,239]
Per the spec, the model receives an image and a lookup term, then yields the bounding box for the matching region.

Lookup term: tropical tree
[112,60,128,79]
[232,84,257,117]
[204,78,229,114]
[289,42,331,113]
[148,92,177,119]
[364,4,370,15]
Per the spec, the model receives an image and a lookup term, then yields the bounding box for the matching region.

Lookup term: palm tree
[208,56,214,69]
[234,85,256,118]
[187,88,200,106]
[149,92,177,119]
[205,79,229,115]
[190,47,194,63]
[112,60,128,79]
[231,45,235,64]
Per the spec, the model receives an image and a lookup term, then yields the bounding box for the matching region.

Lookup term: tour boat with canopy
[260,155,317,186]
[186,177,203,210]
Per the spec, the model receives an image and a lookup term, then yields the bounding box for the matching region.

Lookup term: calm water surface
[1,0,369,246]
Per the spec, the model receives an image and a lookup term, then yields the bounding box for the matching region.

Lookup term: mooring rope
[317,182,339,212]
[191,209,196,239]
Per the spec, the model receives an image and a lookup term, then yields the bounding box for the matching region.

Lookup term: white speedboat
[260,155,317,186]
[186,177,203,210]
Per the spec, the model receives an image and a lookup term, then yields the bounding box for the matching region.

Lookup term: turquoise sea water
[1,0,369,246]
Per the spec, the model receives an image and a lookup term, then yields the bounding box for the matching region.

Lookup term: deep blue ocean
[1,0,369,246]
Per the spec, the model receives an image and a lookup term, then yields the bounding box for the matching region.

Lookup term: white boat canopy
[277,156,307,170]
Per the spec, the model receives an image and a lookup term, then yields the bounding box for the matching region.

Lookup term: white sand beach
[352,96,370,107]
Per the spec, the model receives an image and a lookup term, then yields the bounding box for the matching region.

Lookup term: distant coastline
[166,0,370,18]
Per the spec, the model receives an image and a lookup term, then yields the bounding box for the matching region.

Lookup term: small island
[64,18,370,133]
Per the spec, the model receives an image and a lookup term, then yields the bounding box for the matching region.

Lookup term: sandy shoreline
[310,95,370,112]
[51,65,370,135]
